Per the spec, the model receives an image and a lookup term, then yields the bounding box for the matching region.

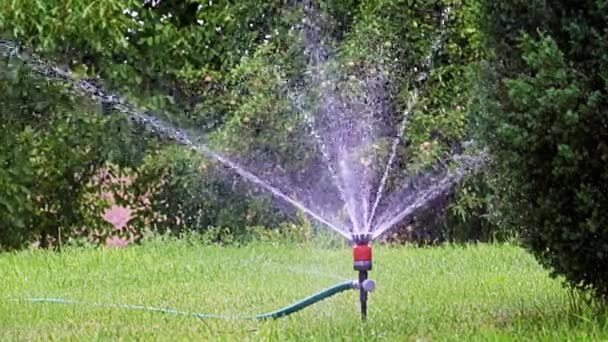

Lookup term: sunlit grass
[1,241,606,340]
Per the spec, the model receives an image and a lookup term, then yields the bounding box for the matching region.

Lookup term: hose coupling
[352,279,376,292]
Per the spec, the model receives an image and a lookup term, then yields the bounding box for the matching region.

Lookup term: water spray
[0,36,488,323]
[0,2,487,322]
[0,39,377,321]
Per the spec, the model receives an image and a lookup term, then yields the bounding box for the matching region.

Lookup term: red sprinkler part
[353,243,372,271]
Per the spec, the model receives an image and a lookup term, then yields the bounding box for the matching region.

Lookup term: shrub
[0,60,154,250]
[477,1,608,298]
[136,146,286,237]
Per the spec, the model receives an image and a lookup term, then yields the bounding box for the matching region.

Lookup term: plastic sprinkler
[352,234,374,321]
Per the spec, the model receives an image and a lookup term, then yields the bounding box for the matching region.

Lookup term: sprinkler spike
[358,271,368,320]
[352,238,373,321]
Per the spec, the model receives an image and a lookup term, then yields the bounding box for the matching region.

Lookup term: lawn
[1,241,606,340]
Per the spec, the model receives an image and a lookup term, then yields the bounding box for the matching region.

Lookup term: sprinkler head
[353,241,372,271]
[352,234,371,245]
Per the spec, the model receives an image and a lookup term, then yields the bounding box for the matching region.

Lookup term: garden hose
[25,279,371,321]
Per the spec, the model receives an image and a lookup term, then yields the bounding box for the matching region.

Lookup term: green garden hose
[254,280,355,319]
[26,280,356,321]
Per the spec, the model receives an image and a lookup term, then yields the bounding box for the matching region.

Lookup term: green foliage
[0,130,34,248]
[137,146,285,237]
[477,1,608,298]
[0,0,290,249]
[0,57,155,250]
[445,170,514,242]
[339,0,483,160]
[0,0,488,248]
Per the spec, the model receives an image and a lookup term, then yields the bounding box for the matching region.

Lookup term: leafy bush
[0,129,35,248]
[0,59,156,250]
[477,1,608,298]
[444,170,515,243]
[137,146,286,237]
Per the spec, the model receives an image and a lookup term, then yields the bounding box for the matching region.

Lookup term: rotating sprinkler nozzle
[352,234,374,321]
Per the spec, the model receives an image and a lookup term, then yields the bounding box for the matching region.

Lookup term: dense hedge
[477,0,608,297]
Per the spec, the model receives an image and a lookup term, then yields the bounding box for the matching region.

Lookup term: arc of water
[365,90,417,232]
[197,145,351,239]
[291,92,360,234]
[420,6,452,74]
[357,69,390,233]
[371,152,487,240]
[298,5,365,235]
[114,106,353,240]
[365,6,453,234]
[371,172,459,240]
[305,109,361,234]
[0,39,351,240]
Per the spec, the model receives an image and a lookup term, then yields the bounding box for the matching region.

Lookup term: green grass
[1,241,606,341]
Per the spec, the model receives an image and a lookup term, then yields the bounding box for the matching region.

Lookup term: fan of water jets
[0,5,485,242]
